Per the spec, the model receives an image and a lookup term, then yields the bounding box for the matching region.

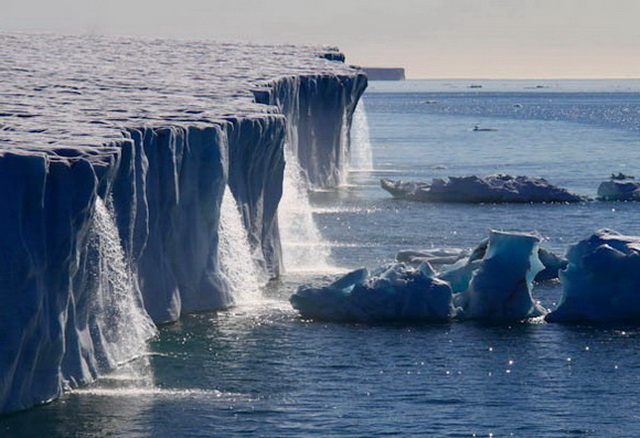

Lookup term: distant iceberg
[597,180,640,201]
[381,174,586,203]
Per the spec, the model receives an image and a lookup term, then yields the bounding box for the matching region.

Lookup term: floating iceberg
[453,231,547,321]
[597,180,640,201]
[290,264,455,323]
[546,229,640,324]
[400,240,567,286]
[396,247,470,266]
[381,174,586,203]
[291,231,547,323]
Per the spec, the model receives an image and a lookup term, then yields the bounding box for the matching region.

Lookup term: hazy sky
[3,0,640,78]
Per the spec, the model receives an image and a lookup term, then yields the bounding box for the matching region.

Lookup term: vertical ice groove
[263,72,367,272]
[270,75,352,271]
[218,186,263,306]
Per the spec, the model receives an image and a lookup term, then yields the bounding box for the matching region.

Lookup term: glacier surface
[0,33,366,413]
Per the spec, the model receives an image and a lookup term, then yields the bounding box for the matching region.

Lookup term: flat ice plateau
[1,33,358,152]
[0,32,366,413]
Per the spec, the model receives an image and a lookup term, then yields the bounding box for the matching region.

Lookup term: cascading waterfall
[349,100,374,171]
[218,186,263,305]
[279,146,334,273]
[87,197,156,384]
[337,113,350,187]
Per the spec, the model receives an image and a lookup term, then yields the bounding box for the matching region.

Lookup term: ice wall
[112,125,231,323]
[225,116,286,279]
[252,72,367,272]
[254,73,368,188]
[0,150,155,413]
[0,34,366,413]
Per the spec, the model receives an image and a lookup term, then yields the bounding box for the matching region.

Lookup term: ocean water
[4,79,640,437]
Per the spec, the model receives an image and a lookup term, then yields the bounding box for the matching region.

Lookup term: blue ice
[290,263,455,323]
[546,229,640,324]
[291,230,547,323]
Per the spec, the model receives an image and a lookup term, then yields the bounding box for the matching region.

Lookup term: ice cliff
[0,33,366,413]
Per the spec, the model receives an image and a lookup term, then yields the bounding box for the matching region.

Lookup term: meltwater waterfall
[84,198,157,373]
[279,146,334,273]
[349,101,374,171]
[55,196,157,394]
[219,187,263,306]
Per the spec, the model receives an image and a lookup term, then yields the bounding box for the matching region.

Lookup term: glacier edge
[0,34,366,414]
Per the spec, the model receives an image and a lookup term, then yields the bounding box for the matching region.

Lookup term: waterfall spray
[278,146,333,273]
[87,197,156,384]
[218,186,263,306]
[349,100,374,171]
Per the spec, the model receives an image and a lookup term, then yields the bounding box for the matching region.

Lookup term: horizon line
[401,76,640,81]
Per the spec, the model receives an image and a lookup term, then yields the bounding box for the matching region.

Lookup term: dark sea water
[4,79,640,437]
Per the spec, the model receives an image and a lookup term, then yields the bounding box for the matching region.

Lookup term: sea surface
[4,79,640,437]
